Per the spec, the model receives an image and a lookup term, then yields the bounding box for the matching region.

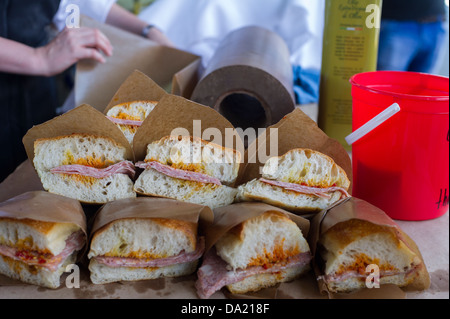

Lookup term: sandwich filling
[92,237,205,268]
[136,161,222,185]
[260,178,350,199]
[51,160,136,180]
[106,116,144,127]
[0,230,85,271]
[195,248,312,299]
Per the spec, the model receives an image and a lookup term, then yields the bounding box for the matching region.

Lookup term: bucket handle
[346,103,401,145]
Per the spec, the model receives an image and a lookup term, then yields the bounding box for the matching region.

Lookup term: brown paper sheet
[103,70,168,114]
[0,191,86,234]
[308,197,430,299]
[190,26,295,130]
[236,108,353,190]
[75,16,200,112]
[22,104,134,165]
[0,160,43,203]
[133,93,245,164]
[90,197,214,237]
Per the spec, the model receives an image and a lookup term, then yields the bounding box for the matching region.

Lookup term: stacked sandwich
[237,148,351,213]
[195,203,312,298]
[134,135,241,209]
[33,133,136,204]
[0,192,87,288]
[313,198,430,295]
[87,198,212,284]
[106,100,158,145]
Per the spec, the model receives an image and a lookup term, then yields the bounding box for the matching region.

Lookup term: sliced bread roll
[237,149,350,213]
[33,134,136,204]
[88,218,202,284]
[134,136,241,209]
[195,210,312,298]
[318,219,430,293]
[106,100,158,145]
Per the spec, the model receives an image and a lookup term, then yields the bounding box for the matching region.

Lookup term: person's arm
[105,3,174,47]
[0,27,113,77]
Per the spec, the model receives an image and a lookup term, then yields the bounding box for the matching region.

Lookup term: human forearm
[105,3,174,47]
[0,37,44,75]
[0,28,112,77]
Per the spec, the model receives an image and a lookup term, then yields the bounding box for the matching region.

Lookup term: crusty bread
[33,134,136,204]
[106,100,157,144]
[262,148,350,189]
[34,134,127,172]
[236,179,343,213]
[144,136,241,185]
[88,218,197,259]
[38,172,135,205]
[88,217,199,284]
[226,264,310,294]
[89,258,198,284]
[215,211,310,270]
[0,218,80,256]
[319,219,427,293]
[236,149,350,213]
[134,168,237,209]
[0,251,77,289]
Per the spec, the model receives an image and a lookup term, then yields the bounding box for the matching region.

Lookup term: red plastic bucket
[350,71,449,221]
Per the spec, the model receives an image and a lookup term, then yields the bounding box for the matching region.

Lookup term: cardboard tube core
[215,91,269,130]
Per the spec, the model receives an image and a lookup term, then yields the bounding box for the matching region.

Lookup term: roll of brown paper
[191,26,295,130]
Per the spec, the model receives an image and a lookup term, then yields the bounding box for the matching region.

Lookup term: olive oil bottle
[318,0,382,150]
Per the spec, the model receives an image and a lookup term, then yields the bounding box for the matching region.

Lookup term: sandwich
[87,198,209,284]
[317,218,430,293]
[195,205,312,299]
[106,100,158,145]
[33,133,136,204]
[314,198,430,294]
[0,192,87,289]
[237,148,351,213]
[134,135,241,209]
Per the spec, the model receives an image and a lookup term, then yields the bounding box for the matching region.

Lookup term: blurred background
[116,0,449,77]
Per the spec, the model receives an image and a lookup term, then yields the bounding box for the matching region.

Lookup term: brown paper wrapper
[75,16,199,112]
[236,108,352,190]
[133,93,245,166]
[103,70,168,115]
[0,191,87,233]
[309,197,430,299]
[22,104,134,165]
[190,26,295,130]
[90,197,214,238]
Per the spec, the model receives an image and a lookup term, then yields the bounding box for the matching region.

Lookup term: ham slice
[107,116,143,127]
[136,161,222,186]
[260,178,350,199]
[94,237,205,268]
[0,231,85,271]
[195,248,312,299]
[51,161,136,180]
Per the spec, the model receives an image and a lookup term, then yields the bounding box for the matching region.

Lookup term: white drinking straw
[346,103,401,145]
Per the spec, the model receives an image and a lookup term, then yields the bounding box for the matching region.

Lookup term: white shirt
[139,0,325,70]
[52,0,116,31]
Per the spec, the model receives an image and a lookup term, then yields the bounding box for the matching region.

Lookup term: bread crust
[262,148,350,189]
[144,135,241,184]
[90,217,198,259]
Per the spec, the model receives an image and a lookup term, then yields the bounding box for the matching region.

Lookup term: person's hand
[146,27,175,47]
[34,27,113,76]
